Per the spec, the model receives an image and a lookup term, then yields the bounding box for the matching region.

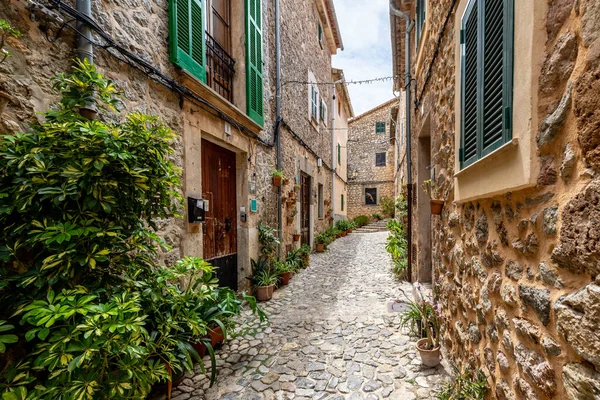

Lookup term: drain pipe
[75,0,96,118]
[390,0,414,282]
[275,0,283,253]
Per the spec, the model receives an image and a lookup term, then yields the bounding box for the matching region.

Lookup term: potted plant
[274,260,294,286]
[287,206,297,224]
[315,232,327,252]
[254,270,278,301]
[294,183,301,192]
[272,169,284,187]
[398,286,441,367]
[422,179,444,215]
[292,230,301,242]
[372,213,382,221]
[299,244,311,267]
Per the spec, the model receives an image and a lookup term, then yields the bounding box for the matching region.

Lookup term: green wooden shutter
[337,143,341,164]
[341,194,344,211]
[481,0,513,156]
[246,0,264,126]
[376,122,385,134]
[460,0,478,168]
[169,0,206,83]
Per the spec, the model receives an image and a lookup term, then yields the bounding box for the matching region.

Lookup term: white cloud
[332,0,396,115]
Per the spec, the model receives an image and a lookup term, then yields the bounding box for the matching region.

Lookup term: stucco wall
[347,100,397,220]
[405,0,600,398]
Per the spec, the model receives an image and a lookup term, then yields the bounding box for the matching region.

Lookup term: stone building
[277,0,346,247]
[391,0,600,398]
[347,99,399,220]
[0,0,347,290]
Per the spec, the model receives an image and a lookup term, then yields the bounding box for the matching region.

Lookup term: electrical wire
[283,75,403,87]
[44,0,275,148]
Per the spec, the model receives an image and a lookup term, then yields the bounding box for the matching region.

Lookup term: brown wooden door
[202,140,238,289]
[300,173,311,245]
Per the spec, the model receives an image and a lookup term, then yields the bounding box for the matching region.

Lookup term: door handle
[225,217,232,232]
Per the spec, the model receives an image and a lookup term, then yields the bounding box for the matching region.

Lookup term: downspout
[275,0,283,252]
[331,83,337,224]
[75,0,96,118]
[390,0,414,282]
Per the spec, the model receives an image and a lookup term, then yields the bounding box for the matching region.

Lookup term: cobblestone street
[174,232,449,400]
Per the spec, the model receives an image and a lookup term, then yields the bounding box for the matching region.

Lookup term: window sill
[179,70,262,134]
[454,138,519,179]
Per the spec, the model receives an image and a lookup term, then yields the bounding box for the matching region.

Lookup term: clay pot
[292,234,300,242]
[279,271,292,285]
[191,341,207,359]
[316,243,325,253]
[153,363,186,397]
[416,338,441,367]
[430,200,444,215]
[256,285,275,301]
[287,216,294,224]
[0,91,11,115]
[342,231,347,237]
[209,326,225,347]
[273,176,282,187]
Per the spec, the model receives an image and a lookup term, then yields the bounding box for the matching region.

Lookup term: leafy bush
[386,219,408,279]
[436,367,488,400]
[258,222,280,260]
[395,195,408,220]
[353,215,370,227]
[335,220,351,232]
[372,213,382,221]
[380,196,396,217]
[0,60,264,398]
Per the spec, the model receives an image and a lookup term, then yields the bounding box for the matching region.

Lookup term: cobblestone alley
[174,232,450,400]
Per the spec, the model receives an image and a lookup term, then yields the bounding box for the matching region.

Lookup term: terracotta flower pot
[0,91,11,115]
[256,285,275,301]
[293,234,300,242]
[316,243,325,252]
[279,271,292,285]
[430,200,444,215]
[209,326,225,347]
[416,338,441,367]
[191,341,207,359]
[342,231,347,237]
[287,216,294,224]
[273,176,282,187]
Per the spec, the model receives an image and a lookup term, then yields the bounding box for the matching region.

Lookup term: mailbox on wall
[188,197,206,223]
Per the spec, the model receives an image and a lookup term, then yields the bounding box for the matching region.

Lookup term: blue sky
[332,0,395,116]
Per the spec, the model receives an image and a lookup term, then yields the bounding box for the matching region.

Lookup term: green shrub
[372,213,382,221]
[380,196,395,217]
[386,219,408,279]
[0,60,265,398]
[436,368,488,400]
[353,215,370,227]
[258,222,280,260]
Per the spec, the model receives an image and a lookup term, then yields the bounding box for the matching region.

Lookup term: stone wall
[405,0,600,398]
[347,100,397,220]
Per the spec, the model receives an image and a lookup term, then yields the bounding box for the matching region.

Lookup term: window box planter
[430,200,444,215]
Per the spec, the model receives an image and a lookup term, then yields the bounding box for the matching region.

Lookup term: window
[318,21,323,43]
[375,121,386,134]
[365,188,377,205]
[460,0,514,169]
[416,0,426,47]
[169,0,207,83]
[341,194,344,211]
[376,152,386,167]
[318,184,324,219]
[337,143,341,165]
[246,0,264,126]
[310,85,319,121]
[320,98,328,124]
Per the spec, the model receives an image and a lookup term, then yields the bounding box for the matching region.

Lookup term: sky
[332,0,395,116]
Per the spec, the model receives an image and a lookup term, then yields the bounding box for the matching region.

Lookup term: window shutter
[481,0,509,156]
[337,143,341,164]
[376,122,385,134]
[341,194,344,211]
[246,0,264,126]
[460,0,478,168]
[169,0,206,83]
[311,86,318,120]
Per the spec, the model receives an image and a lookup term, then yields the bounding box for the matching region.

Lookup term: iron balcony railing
[205,32,235,103]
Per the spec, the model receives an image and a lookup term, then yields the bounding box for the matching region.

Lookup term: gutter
[275,0,283,252]
[75,0,95,118]
[389,0,414,282]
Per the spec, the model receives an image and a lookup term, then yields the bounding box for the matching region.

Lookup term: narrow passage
[176,232,449,400]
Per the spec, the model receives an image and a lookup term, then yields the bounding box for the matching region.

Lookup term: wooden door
[202,140,238,289]
[300,173,311,245]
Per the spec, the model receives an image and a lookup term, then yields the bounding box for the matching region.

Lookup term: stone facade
[0,0,346,289]
[392,0,600,398]
[347,99,398,220]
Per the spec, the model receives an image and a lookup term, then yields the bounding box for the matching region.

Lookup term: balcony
[206,32,235,103]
